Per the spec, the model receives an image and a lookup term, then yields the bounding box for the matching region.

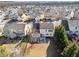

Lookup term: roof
[68,20,79,27]
[68,20,79,31]
[62,20,69,31]
[32,32,40,37]
[3,22,25,33]
[40,22,54,29]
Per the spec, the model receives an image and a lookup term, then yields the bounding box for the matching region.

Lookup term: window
[75,31,78,33]
[40,37,46,43]
[48,29,52,32]
[46,33,49,35]
[40,34,44,37]
[50,34,52,35]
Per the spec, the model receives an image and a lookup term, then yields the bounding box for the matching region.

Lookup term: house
[11,14,22,21]
[31,32,40,43]
[33,22,40,32]
[0,19,11,36]
[30,22,40,43]
[3,22,26,39]
[68,20,79,35]
[0,14,33,39]
[40,22,54,37]
[68,20,79,32]
[29,20,61,43]
[53,20,62,28]
[67,20,79,42]
[40,14,45,20]
[65,10,74,20]
[21,14,32,22]
[40,22,54,43]
[35,16,40,22]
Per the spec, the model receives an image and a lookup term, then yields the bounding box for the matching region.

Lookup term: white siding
[40,29,54,37]
[68,20,79,32]
[68,20,79,35]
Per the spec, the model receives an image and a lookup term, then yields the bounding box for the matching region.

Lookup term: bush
[0,46,9,57]
[73,46,79,57]
[0,35,7,39]
[61,43,76,57]
[54,25,69,51]
[54,25,79,57]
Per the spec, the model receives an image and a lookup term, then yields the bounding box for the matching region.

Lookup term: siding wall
[40,29,54,37]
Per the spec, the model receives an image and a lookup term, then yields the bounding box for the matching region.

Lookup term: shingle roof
[40,22,54,29]
[68,20,79,27]
[32,32,40,37]
[68,20,79,31]
[3,22,25,33]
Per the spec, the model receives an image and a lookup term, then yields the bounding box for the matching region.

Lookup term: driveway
[46,38,59,57]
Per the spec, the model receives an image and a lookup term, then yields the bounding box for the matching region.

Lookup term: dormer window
[48,29,52,32]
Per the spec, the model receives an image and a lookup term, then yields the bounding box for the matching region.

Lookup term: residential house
[11,14,22,21]
[68,20,79,35]
[53,20,62,28]
[35,16,40,22]
[65,10,74,20]
[3,22,26,39]
[0,19,11,36]
[66,20,79,42]
[31,22,40,43]
[31,32,40,43]
[0,13,33,39]
[31,20,61,43]
[40,22,54,43]
[21,14,32,22]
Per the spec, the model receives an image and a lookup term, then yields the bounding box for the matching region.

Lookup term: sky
[0,0,79,1]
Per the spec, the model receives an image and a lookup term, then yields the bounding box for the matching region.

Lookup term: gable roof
[68,20,79,27]
[62,20,69,31]
[3,22,25,33]
[40,22,54,29]
[68,20,79,31]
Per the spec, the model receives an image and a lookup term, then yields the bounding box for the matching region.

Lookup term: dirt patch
[21,43,49,57]
[2,42,49,57]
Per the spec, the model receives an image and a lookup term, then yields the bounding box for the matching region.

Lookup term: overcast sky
[0,0,79,1]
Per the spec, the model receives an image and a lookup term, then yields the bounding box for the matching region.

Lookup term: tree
[54,25,69,52]
[61,43,76,57]
[74,43,79,57]
[73,45,79,57]
[54,25,79,57]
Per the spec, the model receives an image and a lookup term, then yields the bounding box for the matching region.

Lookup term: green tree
[61,43,76,57]
[54,25,69,52]
[73,45,79,57]
[0,46,9,57]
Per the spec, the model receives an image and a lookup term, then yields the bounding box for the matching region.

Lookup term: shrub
[0,35,7,39]
[73,46,79,57]
[0,46,9,57]
[61,43,76,57]
[54,25,69,51]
